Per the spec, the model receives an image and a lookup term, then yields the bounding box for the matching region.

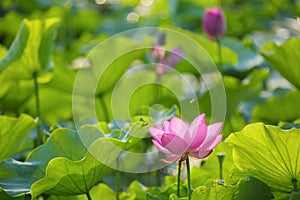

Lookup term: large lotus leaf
[253,90,300,124]
[0,159,40,197]
[75,36,150,96]
[44,64,76,94]
[0,17,59,79]
[226,123,300,193]
[23,63,77,124]
[195,68,267,137]
[49,182,142,200]
[236,177,273,200]
[48,183,115,200]
[222,37,264,72]
[0,114,36,162]
[30,137,134,198]
[0,128,86,197]
[185,181,238,200]
[110,67,199,122]
[199,68,268,119]
[26,128,87,173]
[175,178,272,200]
[0,45,6,59]
[224,68,269,119]
[0,79,34,112]
[260,37,300,89]
[0,11,24,44]
[25,86,73,124]
[289,191,300,200]
[0,188,25,200]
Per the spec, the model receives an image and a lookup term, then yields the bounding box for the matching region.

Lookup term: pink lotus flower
[148,114,223,163]
[152,46,184,75]
[203,7,226,40]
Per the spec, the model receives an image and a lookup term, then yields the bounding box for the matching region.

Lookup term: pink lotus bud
[203,7,226,40]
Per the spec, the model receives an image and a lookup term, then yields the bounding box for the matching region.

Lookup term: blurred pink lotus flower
[203,7,226,40]
[151,45,184,75]
[148,114,223,163]
[151,44,166,60]
[151,33,184,76]
[159,47,184,68]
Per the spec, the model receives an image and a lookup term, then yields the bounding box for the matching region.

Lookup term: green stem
[219,161,223,180]
[116,171,121,200]
[33,73,42,146]
[98,94,109,122]
[86,191,92,200]
[64,3,72,50]
[155,74,162,100]
[216,38,223,70]
[186,157,191,200]
[292,178,298,192]
[0,104,4,115]
[116,157,121,200]
[177,162,182,197]
[217,153,225,180]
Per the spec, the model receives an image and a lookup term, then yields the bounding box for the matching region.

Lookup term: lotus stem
[177,161,182,197]
[216,37,223,70]
[186,157,191,200]
[33,72,42,146]
[155,73,162,100]
[292,178,298,192]
[116,170,121,200]
[86,191,92,200]
[116,156,121,200]
[98,94,109,122]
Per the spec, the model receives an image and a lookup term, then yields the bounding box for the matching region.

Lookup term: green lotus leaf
[169,194,187,200]
[0,114,36,162]
[0,159,40,197]
[289,191,300,200]
[0,79,34,113]
[74,36,150,97]
[196,68,267,136]
[48,183,115,200]
[222,37,264,72]
[0,128,86,197]
[26,128,87,165]
[0,17,59,79]
[190,181,237,200]
[0,17,60,114]
[224,68,269,120]
[236,177,273,200]
[226,123,300,193]
[30,137,136,198]
[0,188,25,200]
[260,37,300,89]
[253,90,300,124]
[26,86,73,124]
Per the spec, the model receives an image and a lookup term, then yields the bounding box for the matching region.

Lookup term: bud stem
[216,37,223,70]
[217,152,226,180]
